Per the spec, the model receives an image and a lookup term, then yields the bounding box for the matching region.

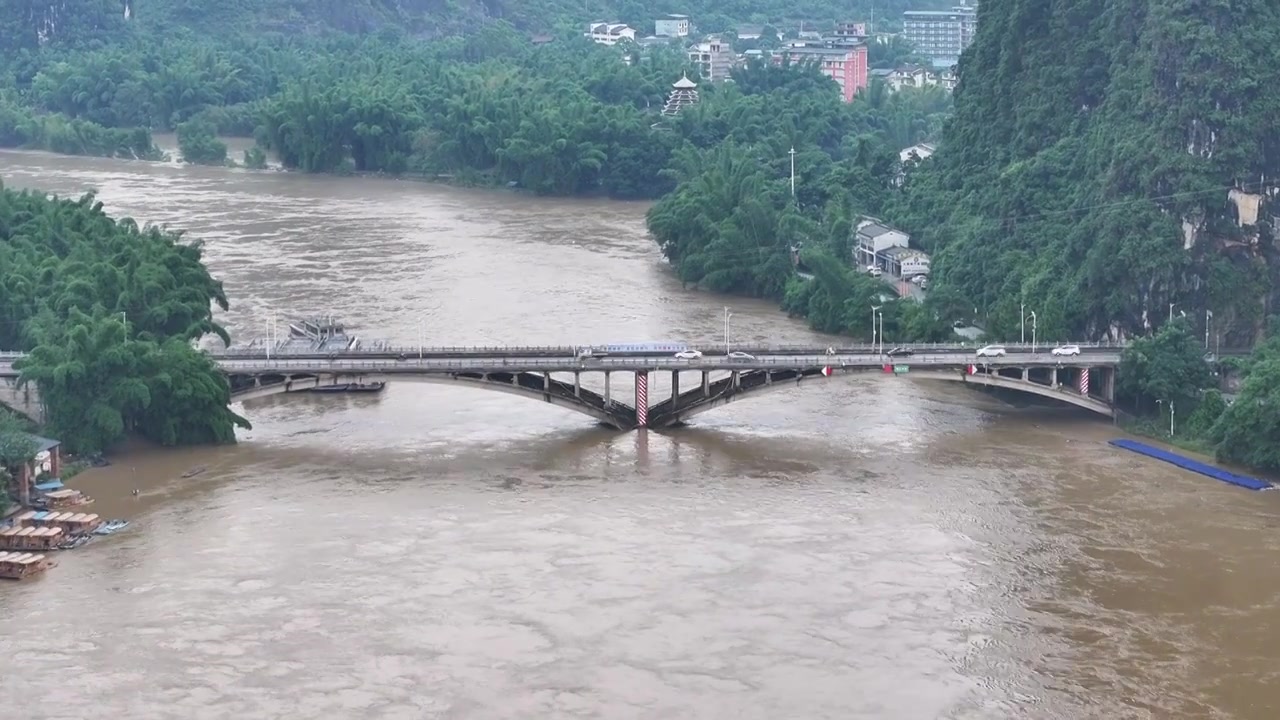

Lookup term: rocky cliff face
[901,0,1280,343]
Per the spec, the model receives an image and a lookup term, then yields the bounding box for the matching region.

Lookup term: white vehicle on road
[867,266,882,278]
[727,351,755,361]
[674,350,703,360]
[1051,345,1081,357]
[976,345,1007,358]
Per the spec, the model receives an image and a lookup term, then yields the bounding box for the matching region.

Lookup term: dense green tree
[0,184,247,452]
[1210,354,1280,471]
[1117,319,1214,413]
[177,120,228,165]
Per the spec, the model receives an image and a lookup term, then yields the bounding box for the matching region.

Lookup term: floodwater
[2,149,1279,720]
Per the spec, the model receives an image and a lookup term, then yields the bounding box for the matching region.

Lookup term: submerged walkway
[1110,439,1272,491]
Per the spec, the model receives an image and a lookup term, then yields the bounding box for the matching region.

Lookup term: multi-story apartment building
[654,13,690,37]
[688,37,737,83]
[902,6,977,68]
[774,44,869,103]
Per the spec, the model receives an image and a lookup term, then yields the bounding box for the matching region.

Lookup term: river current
[1,146,1279,720]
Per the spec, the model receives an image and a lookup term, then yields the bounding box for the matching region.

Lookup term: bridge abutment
[0,377,43,423]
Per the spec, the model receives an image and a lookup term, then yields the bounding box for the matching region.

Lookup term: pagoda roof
[673,74,697,89]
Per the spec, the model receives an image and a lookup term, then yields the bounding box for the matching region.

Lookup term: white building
[885,247,931,277]
[902,6,977,68]
[654,14,690,37]
[586,23,636,46]
[854,218,909,269]
[898,143,935,164]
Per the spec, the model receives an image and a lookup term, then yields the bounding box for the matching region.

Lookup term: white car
[674,350,703,360]
[976,345,1007,357]
[727,351,755,361]
[1051,345,1081,357]
[868,266,882,277]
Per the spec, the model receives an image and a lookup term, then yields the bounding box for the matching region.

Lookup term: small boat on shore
[93,520,130,535]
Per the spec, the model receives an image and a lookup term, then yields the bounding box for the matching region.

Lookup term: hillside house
[586,23,636,46]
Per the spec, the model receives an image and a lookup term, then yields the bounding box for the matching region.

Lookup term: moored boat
[0,551,56,580]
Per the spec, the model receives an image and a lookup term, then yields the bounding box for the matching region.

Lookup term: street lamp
[1020,302,1025,344]
[418,320,424,360]
[724,306,732,353]
[1028,311,1037,353]
[1156,399,1176,437]
[1169,303,1176,323]
[1205,309,1212,349]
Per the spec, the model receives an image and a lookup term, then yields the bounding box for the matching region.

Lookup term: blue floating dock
[1109,439,1273,491]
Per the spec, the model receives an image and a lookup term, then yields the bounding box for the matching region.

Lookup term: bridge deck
[209,351,1120,374]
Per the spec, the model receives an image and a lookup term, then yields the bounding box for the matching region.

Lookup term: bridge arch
[645,365,1113,427]
[228,371,639,429]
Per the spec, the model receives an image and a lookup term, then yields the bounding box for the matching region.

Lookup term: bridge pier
[635,371,649,427]
[671,371,680,412]
[702,371,709,397]
[604,371,611,407]
[1051,367,1060,389]
[574,372,581,398]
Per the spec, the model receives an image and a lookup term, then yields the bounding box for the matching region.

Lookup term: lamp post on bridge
[418,320,424,360]
[724,307,732,354]
[1020,302,1025,344]
[1028,311,1037,353]
[871,305,883,355]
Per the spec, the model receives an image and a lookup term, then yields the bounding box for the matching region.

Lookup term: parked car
[674,350,703,360]
[976,345,1007,357]
[868,266,882,278]
[1051,345,1081,356]
[886,347,913,357]
[727,351,755,361]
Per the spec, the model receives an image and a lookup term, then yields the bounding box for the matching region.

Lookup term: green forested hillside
[891,0,1280,346]
[0,0,946,45]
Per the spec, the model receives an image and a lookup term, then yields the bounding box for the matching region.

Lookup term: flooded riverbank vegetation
[0,185,250,452]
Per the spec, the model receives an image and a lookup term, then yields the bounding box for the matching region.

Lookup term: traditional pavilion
[661,74,700,116]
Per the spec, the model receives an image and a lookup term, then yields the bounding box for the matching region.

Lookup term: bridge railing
[207,340,1133,358]
[214,352,1122,372]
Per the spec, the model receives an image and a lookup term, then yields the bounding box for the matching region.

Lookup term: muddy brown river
[2,147,1279,720]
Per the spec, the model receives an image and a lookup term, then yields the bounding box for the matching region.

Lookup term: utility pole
[1020,302,1025,344]
[1170,401,1176,437]
[1204,309,1212,349]
[789,146,796,198]
[1169,303,1176,323]
[1029,311,1037,353]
